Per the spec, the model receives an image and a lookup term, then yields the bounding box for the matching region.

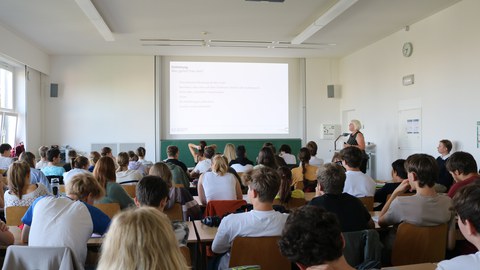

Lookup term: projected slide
[170,61,289,135]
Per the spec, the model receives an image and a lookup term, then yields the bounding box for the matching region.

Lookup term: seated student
[63,156,92,186]
[374,159,409,211]
[197,155,242,205]
[94,156,134,209]
[188,140,217,164]
[35,146,49,170]
[21,174,111,266]
[88,151,100,172]
[191,146,215,176]
[0,143,13,171]
[19,152,50,191]
[136,146,153,171]
[164,145,188,173]
[378,153,453,228]
[211,167,289,270]
[435,139,455,193]
[309,163,374,232]
[229,145,254,173]
[40,147,66,177]
[279,205,355,270]
[291,147,318,191]
[97,207,188,270]
[275,166,304,204]
[149,163,202,220]
[447,151,480,198]
[279,144,296,165]
[223,143,237,165]
[115,152,143,184]
[127,150,146,175]
[263,142,287,168]
[437,184,480,270]
[101,146,117,169]
[62,149,78,172]
[254,146,279,170]
[134,175,189,246]
[341,147,376,197]
[306,141,324,167]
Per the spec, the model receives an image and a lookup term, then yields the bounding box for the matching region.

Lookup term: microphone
[334,133,350,150]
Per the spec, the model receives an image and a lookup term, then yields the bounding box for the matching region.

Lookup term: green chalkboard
[160,139,302,168]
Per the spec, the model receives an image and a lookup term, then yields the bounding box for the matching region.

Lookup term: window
[0,64,17,146]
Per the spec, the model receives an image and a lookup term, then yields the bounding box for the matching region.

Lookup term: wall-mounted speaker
[327,84,336,98]
[50,83,58,98]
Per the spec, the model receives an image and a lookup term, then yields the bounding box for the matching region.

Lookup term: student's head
[349,119,362,131]
[149,162,173,188]
[446,151,478,176]
[243,167,280,203]
[438,139,453,155]
[93,156,117,187]
[391,159,407,180]
[306,141,318,157]
[74,156,90,169]
[19,151,36,168]
[452,183,480,241]
[135,176,169,211]
[47,148,61,162]
[0,144,12,156]
[198,141,207,156]
[340,146,362,169]
[203,146,215,159]
[97,207,188,270]
[279,205,343,268]
[404,154,438,188]
[263,142,276,154]
[101,147,112,157]
[117,152,129,167]
[277,166,293,203]
[257,146,278,169]
[90,151,101,166]
[66,174,105,204]
[67,150,77,159]
[7,161,31,199]
[128,151,138,162]
[236,145,247,159]
[279,144,292,154]
[223,143,236,163]
[331,152,342,163]
[212,155,228,176]
[317,163,346,195]
[136,147,146,158]
[298,147,311,164]
[167,145,179,158]
[38,146,49,159]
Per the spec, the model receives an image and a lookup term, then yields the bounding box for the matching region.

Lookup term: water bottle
[51,178,60,197]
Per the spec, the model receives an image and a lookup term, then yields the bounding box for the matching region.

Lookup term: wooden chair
[94,203,121,219]
[358,196,374,211]
[121,184,136,198]
[229,236,291,270]
[391,222,448,266]
[273,197,306,210]
[180,246,191,267]
[174,183,185,188]
[164,203,183,221]
[5,206,29,226]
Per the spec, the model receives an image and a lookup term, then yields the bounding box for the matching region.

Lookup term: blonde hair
[350,119,362,131]
[7,162,31,200]
[212,155,228,176]
[223,143,236,164]
[149,162,173,188]
[66,174,105,201]
[97,207,188,270]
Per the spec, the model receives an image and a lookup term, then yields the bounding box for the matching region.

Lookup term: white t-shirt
[279,152,296,165]
[437,251,480,270]
[63,168,92,186]
[115,169,143,184]
[212,210,289,270]
[309,156,324,167]
[202,172,237,202]
[193,159,212,174]
[343,170,376,197]
[230,163,253,173]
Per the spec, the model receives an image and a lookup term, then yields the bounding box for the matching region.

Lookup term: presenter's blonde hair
[350,119,362,131]
[97,207,188,270]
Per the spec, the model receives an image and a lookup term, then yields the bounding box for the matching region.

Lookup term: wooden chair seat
[94,203,121,219]
[164,203,183,221]
[358,196,374,211]
[5,206,29,226]
[229,236,291,270]
[273,197,306,210]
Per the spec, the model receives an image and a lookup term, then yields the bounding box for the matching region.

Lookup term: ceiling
[0,0,461,58]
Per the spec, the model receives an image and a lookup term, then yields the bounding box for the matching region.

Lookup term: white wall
[46,56,156,161]
[339,0,480,180]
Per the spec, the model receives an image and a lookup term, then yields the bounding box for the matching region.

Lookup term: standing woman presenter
[344,119,369,173]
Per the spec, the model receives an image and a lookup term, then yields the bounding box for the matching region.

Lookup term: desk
[382,263,436,270]
[192,220,218,270]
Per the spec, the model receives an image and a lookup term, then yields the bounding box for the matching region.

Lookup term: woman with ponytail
[291,148,318,192]
[276,166,304,204]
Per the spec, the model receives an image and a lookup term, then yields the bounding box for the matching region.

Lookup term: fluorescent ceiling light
[75,0,114,41]
[291,0,358,45]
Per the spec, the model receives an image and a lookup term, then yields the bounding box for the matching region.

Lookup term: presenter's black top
[347,131,362,146]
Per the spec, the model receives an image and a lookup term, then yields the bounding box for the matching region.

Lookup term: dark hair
[404,154,438,188]
[136,147,146,158]
[39,146,49,158]
[101,147,112,157]
[204,147,215,159]
[446,151,478,175]
[317,163,346,195]
[298,148,311,179]
[128,151,138,162]
[279,206,343,267]
[263,142,276,154]
[391,159,407,179]
[198,141,207,157]
[236,145,247,159]
[74,156,90,169]
[136,176,169,208]
[117,152,129,167]
[277,166,293,203]
[47,148,61,162]
[93,156,117,188]
[167,145,179,157]
[19,152,36,168]
[340,147,362,168]
[306,141,318,156]
[440,139,453,153]
[243,167,280,203]
[257,147,278,169]
[279,144,292,154]
[0,144,12,154]
[453,183,480,233]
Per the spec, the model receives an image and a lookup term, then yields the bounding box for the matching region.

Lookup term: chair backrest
[5,206,29,226]
[391,222,448,266]
[164,203,183,221]
[180,246,191,267]
[229,236,291,270]
[204,200,247,218]
[2,245,83,270]
[273,198,306,210]
[174,183,185,188]
[121,184,136,198]
[94,203,121,219]
[358,196,374,211]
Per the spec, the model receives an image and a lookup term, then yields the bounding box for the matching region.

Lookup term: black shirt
[164,158,188,172]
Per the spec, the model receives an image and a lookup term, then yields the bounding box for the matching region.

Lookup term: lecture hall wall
[1,0,479,179]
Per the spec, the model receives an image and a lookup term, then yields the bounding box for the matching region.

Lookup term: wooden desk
[382,263,436,270]
[192,220,218,270]
[187,221,197,243]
